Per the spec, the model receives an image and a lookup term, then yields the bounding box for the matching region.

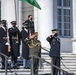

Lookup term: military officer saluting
[46,29,60,75]
[0,20,10,69]
[25,32,41,75]
[8,21,21,69]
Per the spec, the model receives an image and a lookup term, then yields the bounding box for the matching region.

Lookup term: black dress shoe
[7,67,12,69]
[13,66,18,69]
[24,67,26,69]
[26,67,30,69]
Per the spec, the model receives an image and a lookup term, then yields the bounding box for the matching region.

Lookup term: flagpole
[14,0,19,43]
[14,0,18,26]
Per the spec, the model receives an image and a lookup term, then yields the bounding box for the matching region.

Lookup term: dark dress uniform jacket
[21,29,29,59]
[8,27,20,57]
[25,20,35,35]
[0,27,9,56]
[47,35,60,75]
[46,36,60,57]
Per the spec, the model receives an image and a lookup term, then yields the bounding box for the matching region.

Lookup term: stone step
[16,59,76,65]
[61,60,76,62]
[61,55,76,56]
[0,69,51,75]
[0,72,51,75]
[0,68,51,72]
[61,56,74,60]
[0,68,74,75]
[0,69,74,75]
[0,53,76,75]
[61,68,76,72]
[61,53,76,55]
[61,63,76,66]
[61,66,76,69]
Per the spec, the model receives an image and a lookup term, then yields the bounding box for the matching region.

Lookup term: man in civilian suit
[21,22,30,69]
[24,15,35,36]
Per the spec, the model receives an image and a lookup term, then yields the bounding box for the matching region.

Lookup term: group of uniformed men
[0,14,60,75]
[0,15,41,75]
[0,20,21,69]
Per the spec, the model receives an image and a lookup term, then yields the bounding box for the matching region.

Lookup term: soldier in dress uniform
[24,15,35,36]
[46,29,60,75]
[8,21,21,69]
[25,32,41,75]
[0,20,10,69]
[21,22,30,69]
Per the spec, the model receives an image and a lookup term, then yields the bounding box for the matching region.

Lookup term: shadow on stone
[63,71,75,75]
[41,74,51,75]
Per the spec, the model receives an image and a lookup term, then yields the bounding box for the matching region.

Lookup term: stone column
[37,0,53,48]
[72,0,76,53]
[1,0,19,28]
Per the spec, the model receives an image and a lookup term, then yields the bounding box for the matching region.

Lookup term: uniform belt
[12,37,17,39]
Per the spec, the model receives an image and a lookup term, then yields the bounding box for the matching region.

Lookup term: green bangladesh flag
[20,0,41,10]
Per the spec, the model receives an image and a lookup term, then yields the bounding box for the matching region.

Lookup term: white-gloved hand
[5,42,10,46]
